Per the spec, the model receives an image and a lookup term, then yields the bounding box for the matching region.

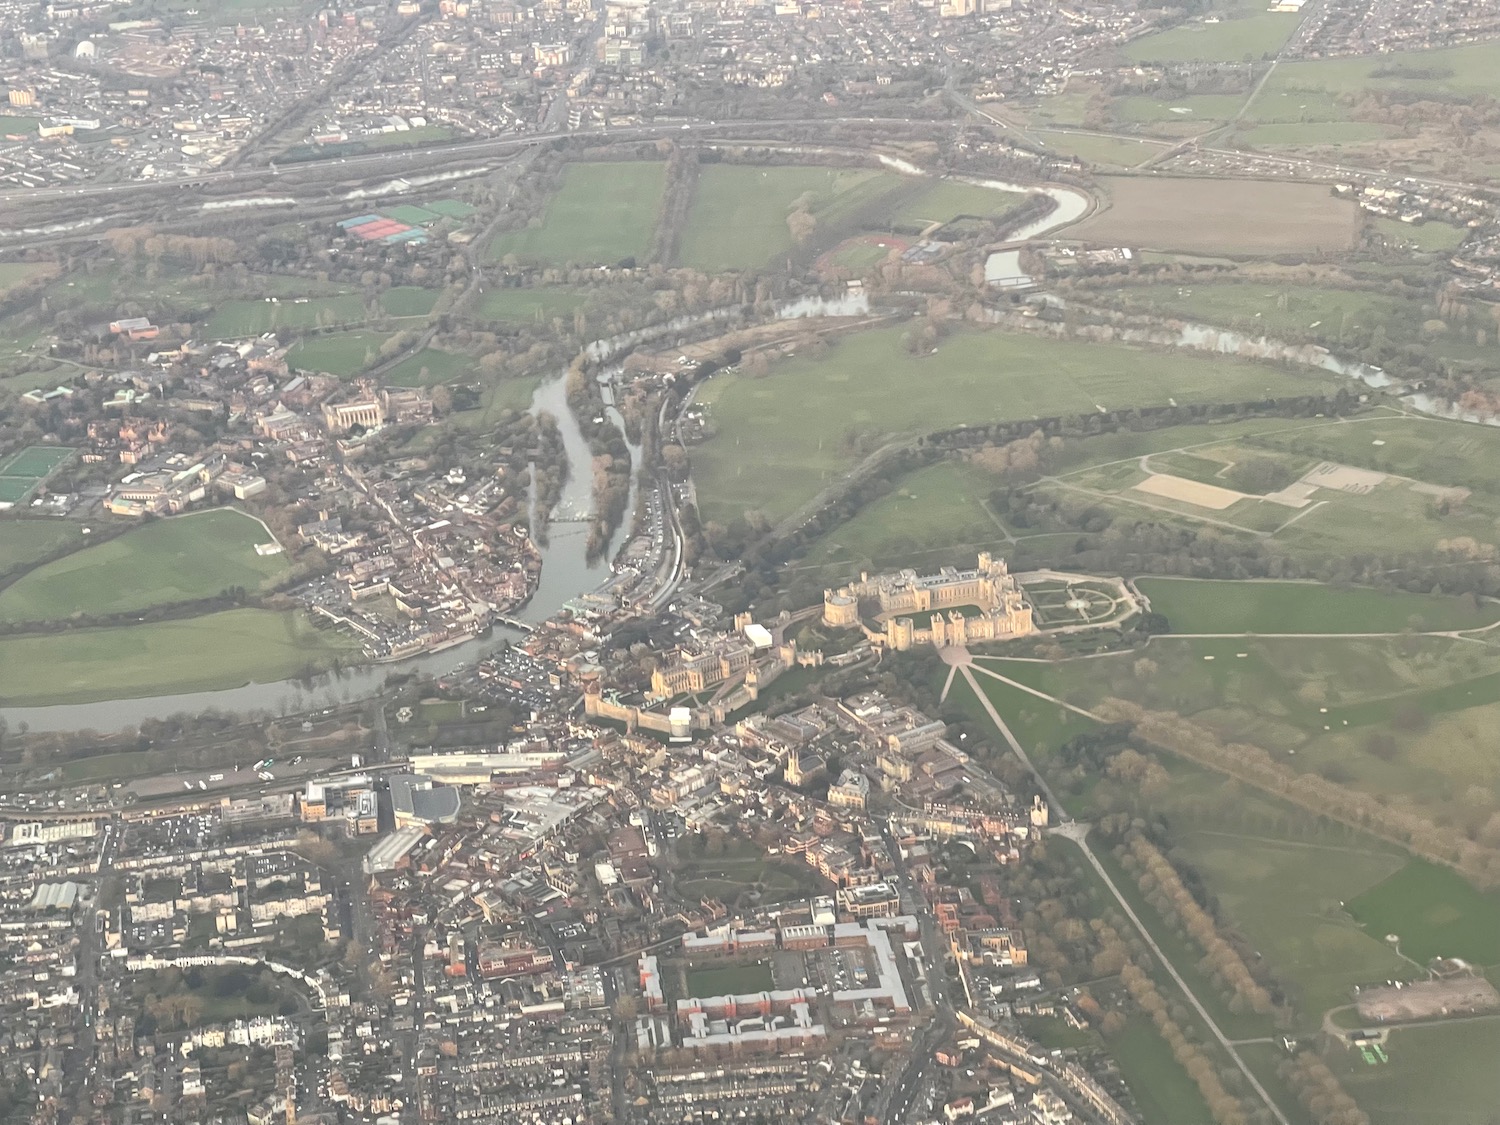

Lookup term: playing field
[1125,0,1306,63]
[380,286,440,318]
[476,286,586,323]
[679,165,904,272]
[0,508,287,622]
[488,161,665,265]
[1072,177,1359,255]
[690,325,1335,525]
[1346,860,1500,966]
[1137,578,1500,634]
[203,293,366,338]
[1105,281,1408,339]
[0,609,357,706]
[1033,130,1167,168]
[685,963,774,998]
[287,331,391,376]
[380,347,470,387]
[0,445,73,506]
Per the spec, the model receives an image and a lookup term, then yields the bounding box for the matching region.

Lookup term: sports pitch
[488,161,666,265]
[0,445,73,506]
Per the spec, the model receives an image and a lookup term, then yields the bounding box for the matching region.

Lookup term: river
[0,294,867,731]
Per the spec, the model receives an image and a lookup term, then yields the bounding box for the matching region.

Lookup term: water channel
[0,294,873,730]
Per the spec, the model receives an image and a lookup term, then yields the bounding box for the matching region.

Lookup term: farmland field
[690,324,1336,525]
[488,161,665,265]
[679,165,904,272]
[1136,578,1500,634]
[0,609,357,706]
[287,331,390,376]
[1346,860,1500,965]
[1072,177,1359,254]
[0,509,286,622]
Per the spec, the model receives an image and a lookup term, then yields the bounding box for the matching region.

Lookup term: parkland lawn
[679,165,904,272]
[0,508,287,622]
[488,161,665,265]
[690,325,1336,524]
[0,609,356,705]
[1137,578,1500,634]
[0,519,83,577]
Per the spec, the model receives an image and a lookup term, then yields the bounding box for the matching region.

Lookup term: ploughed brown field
[1072,176,1360,255]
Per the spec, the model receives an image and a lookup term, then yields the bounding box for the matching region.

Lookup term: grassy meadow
[679,165,904,272]
[0,609,355,705]
[0,509,286,622]
[488,161,666,265]
[690,324,1335,525]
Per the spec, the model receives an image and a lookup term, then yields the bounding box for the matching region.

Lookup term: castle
[823,553,1034,651]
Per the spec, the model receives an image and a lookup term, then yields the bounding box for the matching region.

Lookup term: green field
[1116,94,1248,125]
[1,446,73,478]
[0,519,83,576]
[1125,0,1306,62]
[0,509,286,622]
[691,325,1335,525]
[287,331,391,376]
[1243,414,1500,492]
[381,347,470,387]
[1346,860,1500,965]
[685,963,774,997]
[888,180,1027,228]
[476,287,587,323]
[1109,1013,1219,1125]
[1242,122,1396,147]
[1032,130,1167,167]
[1137,578,1500,634]
[1370,218,1468,252]
[0,262,49,294]
[1331,1021,1500,1125]
[0,609,356,706]
[1174,830,1409,1017]
[381,286,440,318]
[1105,281,1407,340]
[799,460,1013,578]
[488,161,665,265]
[679,165,904,272]
[204,293,366,338]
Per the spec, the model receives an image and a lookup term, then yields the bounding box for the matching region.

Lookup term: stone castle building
[823,553,1034,651]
